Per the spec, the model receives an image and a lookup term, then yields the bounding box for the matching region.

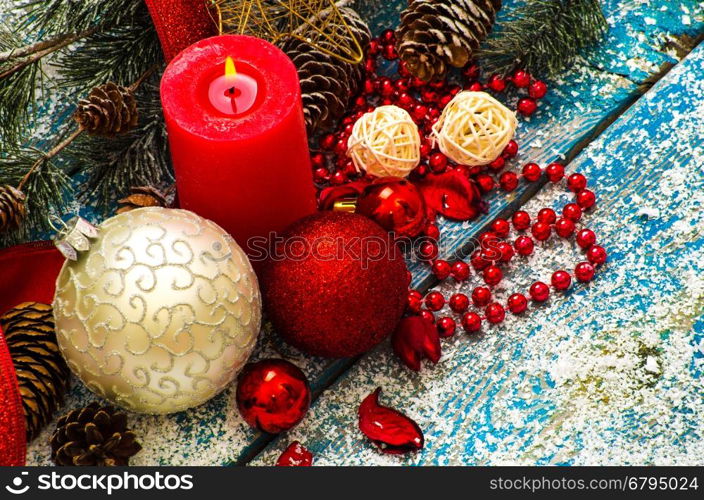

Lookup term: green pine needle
[478,0,608,77]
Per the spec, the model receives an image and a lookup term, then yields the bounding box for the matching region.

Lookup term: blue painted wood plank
[21,0,704,465]
[251,42,704,466]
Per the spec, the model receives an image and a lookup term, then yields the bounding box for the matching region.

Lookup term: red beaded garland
[531,221,551,241]
[563,203,583,221]
[424,291,445,311]
[567,173,587,192]
[461,312,482,333]
[576,189,596,209]
[483,265,503,286]
[554,218,576,238]
[529,80,548,99]
[576,229,597,249]
[507,293,528,314]
[485,303,506,324]
[529,281,550,302]
[451,260,471,281]
[512,211,531,230]
[575,262,596,282]
[437,317,457,338]
[491,218,511,238]
[499,171,519,191]
[522,163,542,182]
[517,98,538,116]
[432,259,451,280]
[586,245,607,265]
[407,290,423,314]
[514,235,535,256]
[511,70,531,88]
[545,163,565,182]
[471,286,492,307]
[537,208,557,224]
[551,270,572,291]
[449,293,470,313]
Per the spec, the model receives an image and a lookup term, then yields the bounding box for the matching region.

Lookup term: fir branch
[21,0,147,35]
[69,80,172,210]
[478,0,608,77]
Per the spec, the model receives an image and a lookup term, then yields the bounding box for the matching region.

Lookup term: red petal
[318,180,370,211]
[416,169,481,221]
[391,316,441,371]
[276,441,313,466]
[358,388,424,455]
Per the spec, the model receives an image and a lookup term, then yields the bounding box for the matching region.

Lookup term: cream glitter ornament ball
[52,208,261,414]
[347,105,421,178]
[432,91,517,166]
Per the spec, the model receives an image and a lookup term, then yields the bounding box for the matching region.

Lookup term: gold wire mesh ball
[347,105,421,178]
[431,91,517,166]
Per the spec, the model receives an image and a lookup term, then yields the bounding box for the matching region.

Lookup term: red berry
[420,141,432,156]
[537,208,557,224]
[554,218,576,238]
[334,138,348,156]
[467,82,483,92]
[512,210,531,230]
[563,203,583,221]
[420,310,435,323]
[382,44,398,60]
[437,317,456,338]
[576,189,596,209]
[529,281,550,302]
[476,173,495,193]
[586,245,607,265]
[487,74,506,92]
[463,63,480,81]
[514,235,535,256]
[330,171,347,185]
[449,293,470,313]
[529,80,548,99]
[429,152,448,172]
[472,286,492,307]
[320,134,336,150]
[567,173,587,192]
[424,223,440,240]
[425,291,445,311]
[432,259,451,280]
[517,98,537,116]
[485,303,506,324]
[412,104,428,122]
[531,221,551,241]
[512,70,531,88]
[365,58,377,74]
[407,290,423,313]
[522,163,542,182]
[576,229,596,249]
[545,163,565,182]
[449,261,469,281]
[313,167,329,183]
[418,240,439,260]
[489,156,506,172]
[380,29,395,44]
[368,39,381,56]
[461,312,482,333]
[503,140,519,158]
[551,270,572,291]
[478,231,499,248]
[507,293,528,314]
[497,241,515,262]
[397,92,414,108]
[499,171,519,191]
[421,89,439,104]
[311,153,326,168]
[575,262,596,282]
[379,78,394,96]
[483,265,503,286]
[491,218,511,238]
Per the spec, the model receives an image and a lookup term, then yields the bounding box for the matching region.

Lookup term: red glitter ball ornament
[236,359,311,434]
[356,178,427,238]
[276,441,313,466]
[261,212,408,358]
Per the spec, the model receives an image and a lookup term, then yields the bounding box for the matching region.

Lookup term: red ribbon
[0,241,66,465]
[144,0,218,62]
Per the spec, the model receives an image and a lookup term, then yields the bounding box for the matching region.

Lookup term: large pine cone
[280,6,371,133]
[50,403,142,466]
[1,302,70,441]
[397,0,502,81]
[73,82,138,137]
[0,185,26,233]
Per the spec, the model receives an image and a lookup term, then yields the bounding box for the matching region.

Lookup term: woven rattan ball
[347,105,421,178]
[431,91,517,166]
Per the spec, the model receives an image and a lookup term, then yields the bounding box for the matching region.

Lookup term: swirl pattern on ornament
[53,208,262,414]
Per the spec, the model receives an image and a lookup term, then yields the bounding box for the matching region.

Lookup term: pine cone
[50,403,142,466]
[0,185,26,233]
[1,302,70,441]
[74,82,138,137]
[117,186,170,214]
[397,0,502,81]
[280,6,371,133]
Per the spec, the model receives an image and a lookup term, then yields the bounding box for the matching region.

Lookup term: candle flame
[225,56,237,79]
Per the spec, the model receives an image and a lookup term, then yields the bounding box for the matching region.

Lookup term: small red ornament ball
[236,359,311,434]
[262,212,408,358]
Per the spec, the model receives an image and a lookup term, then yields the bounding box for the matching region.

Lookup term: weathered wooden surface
[253,41,704,466]
[21,0,704,465]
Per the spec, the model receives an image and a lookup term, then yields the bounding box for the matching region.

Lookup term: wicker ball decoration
[431,91,517,166]
[347,105,421,178]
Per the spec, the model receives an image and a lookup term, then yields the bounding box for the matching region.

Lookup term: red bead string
[407,167,607,336]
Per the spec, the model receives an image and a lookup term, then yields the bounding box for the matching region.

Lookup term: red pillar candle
[161,35,316,255]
